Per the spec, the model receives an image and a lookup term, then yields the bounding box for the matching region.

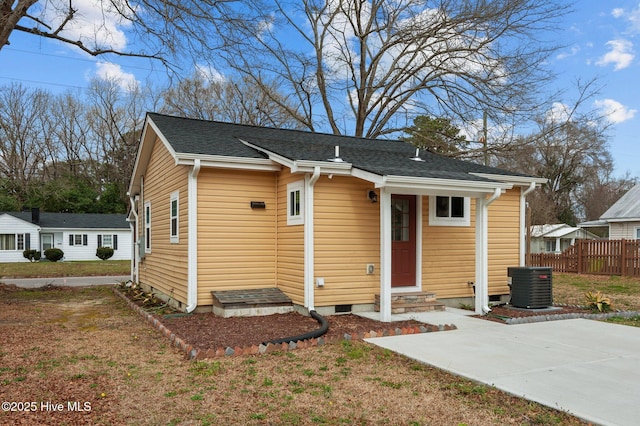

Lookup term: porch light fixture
[250,201,266,209]
[368,190,378,203]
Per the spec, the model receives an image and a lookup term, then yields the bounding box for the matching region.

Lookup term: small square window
[429,196,470,227]
[287,181,304,226]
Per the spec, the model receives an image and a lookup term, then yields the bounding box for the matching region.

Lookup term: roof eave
[470,172,548,186]
[175,153,281,171]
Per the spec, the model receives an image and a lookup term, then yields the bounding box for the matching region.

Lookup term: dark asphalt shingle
[148,112,533,181]
[1,212,129,229]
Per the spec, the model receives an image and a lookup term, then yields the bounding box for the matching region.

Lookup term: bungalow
[530,224,599,253]
[128,113,546,320]
[0,210,131,263]
[580,184,640,240]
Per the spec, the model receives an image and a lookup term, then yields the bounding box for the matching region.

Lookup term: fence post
[577,240,583,274]
[622,239,628,276]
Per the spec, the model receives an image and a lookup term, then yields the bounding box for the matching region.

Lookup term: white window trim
[170,191,179,243]
[428,196,470,227]
[287,181,305,226]
[144,201,152,253]
[635,226,640,240]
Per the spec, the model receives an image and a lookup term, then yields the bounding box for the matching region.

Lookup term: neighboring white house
[530,223,600,253]
[0,209,132,262]
[580,184,640,240]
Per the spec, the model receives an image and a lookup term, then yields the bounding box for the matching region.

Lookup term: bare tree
[0,83,51,205]
[1,0,234,67]
[216,0,570,138]
[494,80,615,225]
[160,73,304,128]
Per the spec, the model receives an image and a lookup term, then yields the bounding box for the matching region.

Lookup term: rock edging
[503,304,640,325]
[112,287,457,360]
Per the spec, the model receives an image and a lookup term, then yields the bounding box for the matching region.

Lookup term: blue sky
[1,1,639,179]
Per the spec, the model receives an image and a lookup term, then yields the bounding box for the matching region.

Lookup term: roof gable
[600,184,640,221]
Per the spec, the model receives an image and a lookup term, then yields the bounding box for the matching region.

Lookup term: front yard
[0,285,586,425]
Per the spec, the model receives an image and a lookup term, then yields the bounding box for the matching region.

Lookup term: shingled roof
[146,113,535,183]
[1,212,129,229]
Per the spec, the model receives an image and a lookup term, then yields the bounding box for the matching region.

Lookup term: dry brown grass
[0,286,587,425]
[552,273,640,311]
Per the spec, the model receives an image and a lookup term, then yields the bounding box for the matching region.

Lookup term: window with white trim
[287,181,304,226]
[429,196,470,226]
[635,227,640,240]
[69,234,88,246]
[144,201,151,253]
[0,233,27,251]
[170,191,179,243]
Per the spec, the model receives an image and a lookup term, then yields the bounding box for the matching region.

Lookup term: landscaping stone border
[503,304,640,325]
[112,287,457,360]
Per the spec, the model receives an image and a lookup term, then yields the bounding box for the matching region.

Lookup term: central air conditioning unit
[507,267,553,309]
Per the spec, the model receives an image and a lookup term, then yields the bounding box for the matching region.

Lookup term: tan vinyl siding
[276,169,305,304]
[138,137,189,305]
[488,188,521,294]
[313,176,380,306]
[422,196,477,298]
[196,168,277,305]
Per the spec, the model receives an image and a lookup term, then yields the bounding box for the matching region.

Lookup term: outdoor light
[250,201,266,209]
[368,190,378,203]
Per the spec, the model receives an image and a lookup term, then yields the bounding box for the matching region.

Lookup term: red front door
[391,195,416,287]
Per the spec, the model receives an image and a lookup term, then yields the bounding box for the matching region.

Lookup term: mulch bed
[112,287,452,358]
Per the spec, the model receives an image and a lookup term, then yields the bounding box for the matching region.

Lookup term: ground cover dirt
[0,284,587,425]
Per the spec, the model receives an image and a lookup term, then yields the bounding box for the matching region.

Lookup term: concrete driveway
[362,309,640,426]
[2,275,130,288]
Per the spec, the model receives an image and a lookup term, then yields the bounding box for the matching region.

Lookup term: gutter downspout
[304,166,321,312]
[186,159,201,313]
[475,188,501,314]
[520,182,536,265]
[128,194,138,283]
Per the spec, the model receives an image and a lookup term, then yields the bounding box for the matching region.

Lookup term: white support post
[379,188,392,322]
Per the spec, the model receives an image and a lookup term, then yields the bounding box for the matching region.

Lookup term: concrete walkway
[360,308,640,426]
[2,275,130,288]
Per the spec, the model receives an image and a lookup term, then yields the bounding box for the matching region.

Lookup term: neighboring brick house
[128,113,546,320]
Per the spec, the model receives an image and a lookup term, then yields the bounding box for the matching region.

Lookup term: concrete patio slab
[365,313,640,426]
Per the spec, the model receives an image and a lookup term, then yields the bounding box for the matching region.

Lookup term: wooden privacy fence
[527,239,640,277]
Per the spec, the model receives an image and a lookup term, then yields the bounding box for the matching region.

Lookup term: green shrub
[22,249,41,262]
[44,248,64,262]
[96,246,115,261]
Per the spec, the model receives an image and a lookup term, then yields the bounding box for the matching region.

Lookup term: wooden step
[211,288,293,317]
[374,292,446,314]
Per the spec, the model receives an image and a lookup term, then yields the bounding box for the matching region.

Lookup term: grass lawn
[552,273,640,326]
[0,286,587,425]
[0,260,130,278]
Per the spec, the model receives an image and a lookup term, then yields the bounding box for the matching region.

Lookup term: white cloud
[545,102,571,124]
[94,62,139,91]
[557,46,580,60]
[40,0,132,52]
[612,8,624,19]
[195,64,226,84]
[594,99,637,124]
[628,4,640,33]
[596,39,634,70]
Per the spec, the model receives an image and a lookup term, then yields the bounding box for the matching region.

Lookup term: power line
[4,47,162,73]
[0,76,88,91]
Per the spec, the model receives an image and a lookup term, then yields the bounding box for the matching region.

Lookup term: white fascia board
[291,160,352,175]
[378,175,512,193]
[606,217,640,223]
[175,154,281,171]
[470,172,548,186]
[351,168,385,185]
